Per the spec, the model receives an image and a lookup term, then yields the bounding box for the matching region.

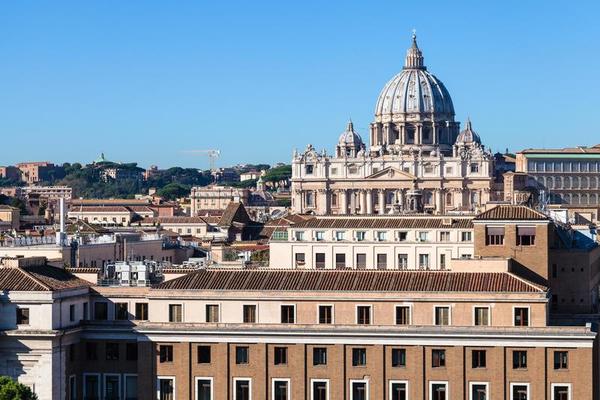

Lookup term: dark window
[295,252,306,266]
[198,345,211,363]
[319,305,332,324]
[273,380,288,400]
[158,378,174,400]
[514,307,529,326]
[126,343,138,361]
[83,302,89,320]
[168,304,182,322]
[159,345,173,363]
[105,343,119,361]
[312,381,327,400]
[243,304,257,323]
[397,253,408,268]
[486,226,505,245]
[395,306,410,325]
[432,349,446,367]
[274,347,288,365]
[305,165,314,175]
[135,303,148,320]
[352,348,366,366]
[335,253,346,268]
[315,253,326,269]
[553,385,569,400]
[236,346,249,364]
[69,304,76,322]
[554,351,568,369]
[390,382,407,400]
[235,379,250,400]
[376,253,387,269]
[115,303,128,320]
[517,226,536,246]
[512,384,528,400]
[471,384,487,400]
[351,381,367,400]
[356,306,371,325]
[513,350,527,369]
[206,304,219,323]
[197,379,212,400]
[69,343,76,362]
[356,253,366,269]
[472,350,486,368]
[313,347,327,365]
[391,348,406,367]
[434,306,450,325]
[281,305,295,323]
[431,383,447,400]
[474,307,489,326]
[94,302,108,320]
[86,342,98,360]
[16,307,30,325]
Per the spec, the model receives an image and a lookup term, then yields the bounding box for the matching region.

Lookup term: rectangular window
[294,231,305,241]
[158,378,175,400]
[431,382,447,400]
[511,384,529,400]
[554,351,568,369]
[352,348,366,366]
[391,348,406,367]
[312,381,328,400]
[434,306,450,326]
[335,253,346,268]
[295,252,306,266]
[305,165,314,175]
[84,374,100,400]
[159,345,173,363]
[69,375,76,400]
[514,307,529,326]
[376,253,387,269]
[470,163,479,173]
[243,305,257,323]
[168,304,182,323]
[440,231,451,242]
[315,231,325,241]
[126,343,138,361]
[106,342,119,361]
[235,379,251,400]
[419,254,430,269]
[273,380,289,400]
[315,253,326,269]
[196,378,212,400]
[486,226,505,245]
[376,231,387,241]
[236,346,249,364]
[395,306,410,325]
[351,381,367,400]
[513,350,527,369]
[83,302,89,321]
[440,253,446,269]
[94,302,108,320]
[69,304,76,322]
[206,304,219,323]
[274,346,288,365]
[390,381,407,400]
[461,231,472,242]
[356,306,371,325]
[432,349,446,367]
[356,231,366,241]
[398,231,408,241]
[135,303,148,320]
[86,342,98,360]
[115,302,128,320]
[418,231,428,241]
[313,347,327,365]
[517,226,536,246]
[335,231,345,241]
[470,383,488,400]
[198,345,211,363]
[472,350,486,368]
[474,307,489,326]
[281,305,295,323]
[16,307,30,325]
[318,305,332,324]
[397,253,408,269]
[552,385,570,400]
[356,253,367,269]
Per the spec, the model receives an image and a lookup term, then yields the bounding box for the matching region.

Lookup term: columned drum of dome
[370,34,459,155]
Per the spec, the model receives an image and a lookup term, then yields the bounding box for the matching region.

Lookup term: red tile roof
[475,205,549,221]
[156,269,544,293]
[0,264,91,291]
[291,217,473,230]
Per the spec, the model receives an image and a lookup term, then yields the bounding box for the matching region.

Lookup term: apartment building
[269,216,475,270]
[15,162,64,184]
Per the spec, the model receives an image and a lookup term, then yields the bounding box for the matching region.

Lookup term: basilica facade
[291,35,494,215]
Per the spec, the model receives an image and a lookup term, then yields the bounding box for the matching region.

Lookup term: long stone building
[291,35,494,216]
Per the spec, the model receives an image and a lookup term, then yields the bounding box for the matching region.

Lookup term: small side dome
[337,121,365,157]
[456,118,481,145]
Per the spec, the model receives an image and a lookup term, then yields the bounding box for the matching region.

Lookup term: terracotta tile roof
[69,206,131,213]
[0,265,90,291]
[291,217,473,230]
[155,269,544,293]
[219,202,250,226]
[474,205,549,221]
[71,199,150,206]
[143,216,210,225]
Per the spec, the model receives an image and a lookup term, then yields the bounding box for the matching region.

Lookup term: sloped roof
[219,202,251,226]
[0,264,90,291]
[474,205,549,221]
[291,217,473,230]
[156,269,545,293]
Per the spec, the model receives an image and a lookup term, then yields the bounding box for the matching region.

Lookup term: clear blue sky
[1,0,599,170]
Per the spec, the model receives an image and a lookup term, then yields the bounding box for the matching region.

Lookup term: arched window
[446,192,453,206]
[405,125,416,144]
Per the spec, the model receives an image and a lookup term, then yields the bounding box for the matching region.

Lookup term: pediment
[365,167,416,180]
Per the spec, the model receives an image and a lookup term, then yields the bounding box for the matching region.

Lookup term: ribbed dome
[374,34,455,122]
[338,121,363,145]
[456,119,481,144]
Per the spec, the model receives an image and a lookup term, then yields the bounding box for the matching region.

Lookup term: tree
[0,376,38,400]
[156,183,190,200]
